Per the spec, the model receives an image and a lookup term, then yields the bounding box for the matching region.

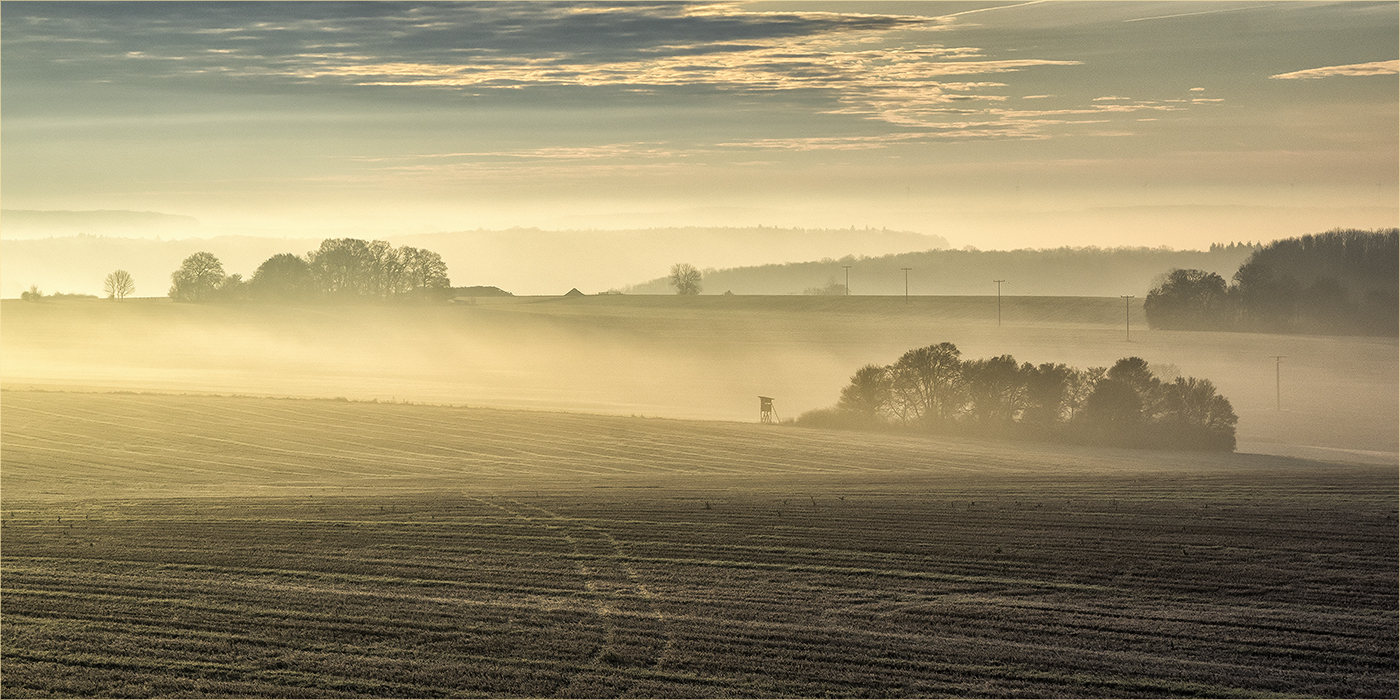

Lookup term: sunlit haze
[3,1,1396,249]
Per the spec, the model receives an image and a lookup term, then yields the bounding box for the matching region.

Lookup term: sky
[2,1,1397,249]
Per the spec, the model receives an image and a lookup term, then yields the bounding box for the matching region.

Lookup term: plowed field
[3,391,1395,697]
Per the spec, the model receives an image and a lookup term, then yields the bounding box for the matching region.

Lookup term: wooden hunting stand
[759,396,777,424]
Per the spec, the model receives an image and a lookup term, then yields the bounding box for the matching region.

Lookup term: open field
[2,296,1395,463]
[3,390,1397,697]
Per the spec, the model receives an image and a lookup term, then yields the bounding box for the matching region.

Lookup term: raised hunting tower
[759,396,776,424]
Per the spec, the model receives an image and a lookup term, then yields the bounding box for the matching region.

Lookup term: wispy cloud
[1269,59,1399,80]
[1123,4,1275,23]
[1,1,1237,155]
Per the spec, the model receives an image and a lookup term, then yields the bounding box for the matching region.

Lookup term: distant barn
[564,288,586,297]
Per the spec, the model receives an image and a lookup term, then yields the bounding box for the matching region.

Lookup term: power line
[901,267,912,303]
[842,265,852,296]
[1271,355,1285,411]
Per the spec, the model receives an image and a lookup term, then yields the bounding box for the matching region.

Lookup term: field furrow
[2,390,1395,697]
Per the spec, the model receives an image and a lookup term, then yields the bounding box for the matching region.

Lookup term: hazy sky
[3,1,1396,248]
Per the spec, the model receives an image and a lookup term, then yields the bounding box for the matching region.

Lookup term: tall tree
[669,263,702,295]
[1022,362,1076,424]
[1159,376,1238,450]
[1106,356,1163,421]
[308,238,374,298]
[168,252,224,303]
[402,246,451,299]
[837,364,892,420]
[888,342,963,424]
[250,253,315,301]
[961,354,1027,424]
[103,270,135,300]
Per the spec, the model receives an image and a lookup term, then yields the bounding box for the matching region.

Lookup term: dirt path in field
[470,494,673,696]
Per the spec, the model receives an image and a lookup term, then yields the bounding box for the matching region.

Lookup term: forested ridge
[1145,229,1398,336]
[627,244,1261,296]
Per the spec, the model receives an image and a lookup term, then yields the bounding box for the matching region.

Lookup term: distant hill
[386,226,948,295]
[623,245,1263,297]
[0,226,948,298]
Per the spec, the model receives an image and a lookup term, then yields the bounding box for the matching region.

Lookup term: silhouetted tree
[169,252,225,302]
[1082,378,1142,432]
[1158,376,1238,450]
[1143,268,1230,330]
[889,342,963,424]
[21,285,42,301]
[836,364,892,423]
[961,355,1027,425]
[1233,264,1301,332]
[250,253,316,301]
[308,238,374,299]
[1023,362,1076,425]
[401,246,451,299]
[103,270,135,300]
[1066,366,1105,421]
[669,263,702,295]
[211,273,250,302]
[1106,356,1163,421]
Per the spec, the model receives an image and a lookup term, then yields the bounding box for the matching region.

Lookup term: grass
[3,390,1396,697]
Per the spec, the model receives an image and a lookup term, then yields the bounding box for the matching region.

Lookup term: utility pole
[1120,294,1131,340]
[1121,295,1134,341]
[1271,355,1285,411]
[842,265,852,296]
[993,280,1006,326]
[901,267,912,303]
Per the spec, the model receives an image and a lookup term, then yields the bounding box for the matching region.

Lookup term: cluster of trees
[798,343,1238,451]
[1146,229,1398,336]
[19,285,97,302]
[169,239,451,303]
[803,277,848,295]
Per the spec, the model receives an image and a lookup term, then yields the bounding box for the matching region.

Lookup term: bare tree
[103,270,135,300]
[669,263,702,295]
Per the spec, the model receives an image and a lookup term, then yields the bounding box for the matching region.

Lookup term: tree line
[629,244,1261,296]
[798,343,1238,451]
[1145,228,1398,336]
[169,238,451,303]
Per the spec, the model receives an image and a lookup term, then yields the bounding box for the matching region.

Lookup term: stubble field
[3,390,1396,697]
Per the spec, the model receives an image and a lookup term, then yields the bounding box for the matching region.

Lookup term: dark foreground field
[3,391,1397,698]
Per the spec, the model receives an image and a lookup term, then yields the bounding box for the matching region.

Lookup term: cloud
[1269,59,1399,80]
[0,1,1227,152]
